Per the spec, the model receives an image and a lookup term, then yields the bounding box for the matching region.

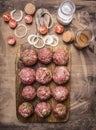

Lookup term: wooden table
[0,0,96,130]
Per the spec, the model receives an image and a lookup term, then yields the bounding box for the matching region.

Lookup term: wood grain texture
[0,0,96,130]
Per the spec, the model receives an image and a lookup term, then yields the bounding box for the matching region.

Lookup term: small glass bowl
[74,28,94,49]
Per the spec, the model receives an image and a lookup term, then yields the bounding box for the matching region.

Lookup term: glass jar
[57,0,76,25]
[74,29,94,49]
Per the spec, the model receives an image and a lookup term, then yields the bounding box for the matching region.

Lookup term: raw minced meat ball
[20,49,37,66]
[53,48,69,65]
[19,67,36,84]
[53,66,70,85]
[52,86,69,101]
[18,102,33,117]
[22,86,36,100]
[37,86,51,100]
[53,103,67,118]
[38,48,52,64]
[35,102,51,118]
[36,67,52,84]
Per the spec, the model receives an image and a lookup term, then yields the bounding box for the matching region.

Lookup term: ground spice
[76,33,89,47]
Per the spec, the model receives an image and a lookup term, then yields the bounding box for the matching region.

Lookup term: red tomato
[7,36,16,45]
[24,15,33,24]
[9,19,17,29]
[2,12,11,22]
[55,25,64,34]
[39,25,48,35]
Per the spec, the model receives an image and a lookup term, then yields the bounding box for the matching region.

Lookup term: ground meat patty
[20,49,37,66]
[53,48,69,65]
[52,86,69,101]
[38,48,52,64]
[53,103,66,118]
[22,86,36,100]
[35,102,51,118]
[19,67,36,84]
[37,86,51,100]
[18,102,33,117]
[53,66,70,84]
[36,67,52,84]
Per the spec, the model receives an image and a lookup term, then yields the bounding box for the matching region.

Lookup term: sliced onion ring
[43,12,53,29]
[27,34,59,48]
[50,35,59,47]
[44,35,53,45]
[14,24,27,38]
[27,34,39,45]
[10,9,23,22]
[33,36,45,48]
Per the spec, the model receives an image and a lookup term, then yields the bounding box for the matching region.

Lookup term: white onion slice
[14,24,27,38]
[27,34,59,48]
[43,12,53,29]
[34,36,45,48]
[50,35,59,47]
[44,35,53,45]
[27,34,38,45]
[10,9,23,22]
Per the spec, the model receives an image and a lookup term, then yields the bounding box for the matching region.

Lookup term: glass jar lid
[60,0,76,15]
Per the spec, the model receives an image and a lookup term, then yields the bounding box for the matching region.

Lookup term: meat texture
[36,67,52,84]
[53,103,67,118]
[53,48,69,65]
[52,86,69,101]
[38,48,52,64]
[22,86,36,100]
[20,49,37,66]
[35,102,51,118]
[53,66,70,84]
[18,102,33,117]
[19,67,36,84]
[37,86,51,100]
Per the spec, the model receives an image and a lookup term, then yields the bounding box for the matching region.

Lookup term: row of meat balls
[20,47,69,66]
[19,66,70,85]
[18,86,69,118]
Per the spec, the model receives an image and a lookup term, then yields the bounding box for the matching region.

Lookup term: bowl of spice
[74,28,94,49]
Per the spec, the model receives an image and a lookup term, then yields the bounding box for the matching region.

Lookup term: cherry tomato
[7,36,16,46]
[24,15,33,24]
[39,25,48,35]
[2,12,11,22]
[55,25,64,34]
[9,19,17,29]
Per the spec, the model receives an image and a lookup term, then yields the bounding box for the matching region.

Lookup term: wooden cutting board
[15,41,71,123]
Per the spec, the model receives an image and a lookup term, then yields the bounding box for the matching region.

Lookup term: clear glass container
[74,29,94,49]
[57,0,76,25]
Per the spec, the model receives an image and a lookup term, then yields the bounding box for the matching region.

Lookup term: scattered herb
[63,70,66,74]
[19,57,22,61]
[24,103,31,108]
[46,72,50,76]
[58,107,63,111]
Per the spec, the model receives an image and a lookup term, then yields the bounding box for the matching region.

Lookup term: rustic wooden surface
[0,0,96,130]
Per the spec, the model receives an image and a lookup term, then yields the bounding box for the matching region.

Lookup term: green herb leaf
[58,107,63,111]
[24,103,31,108]
[63,70,66,74]
[46,72,50,76]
